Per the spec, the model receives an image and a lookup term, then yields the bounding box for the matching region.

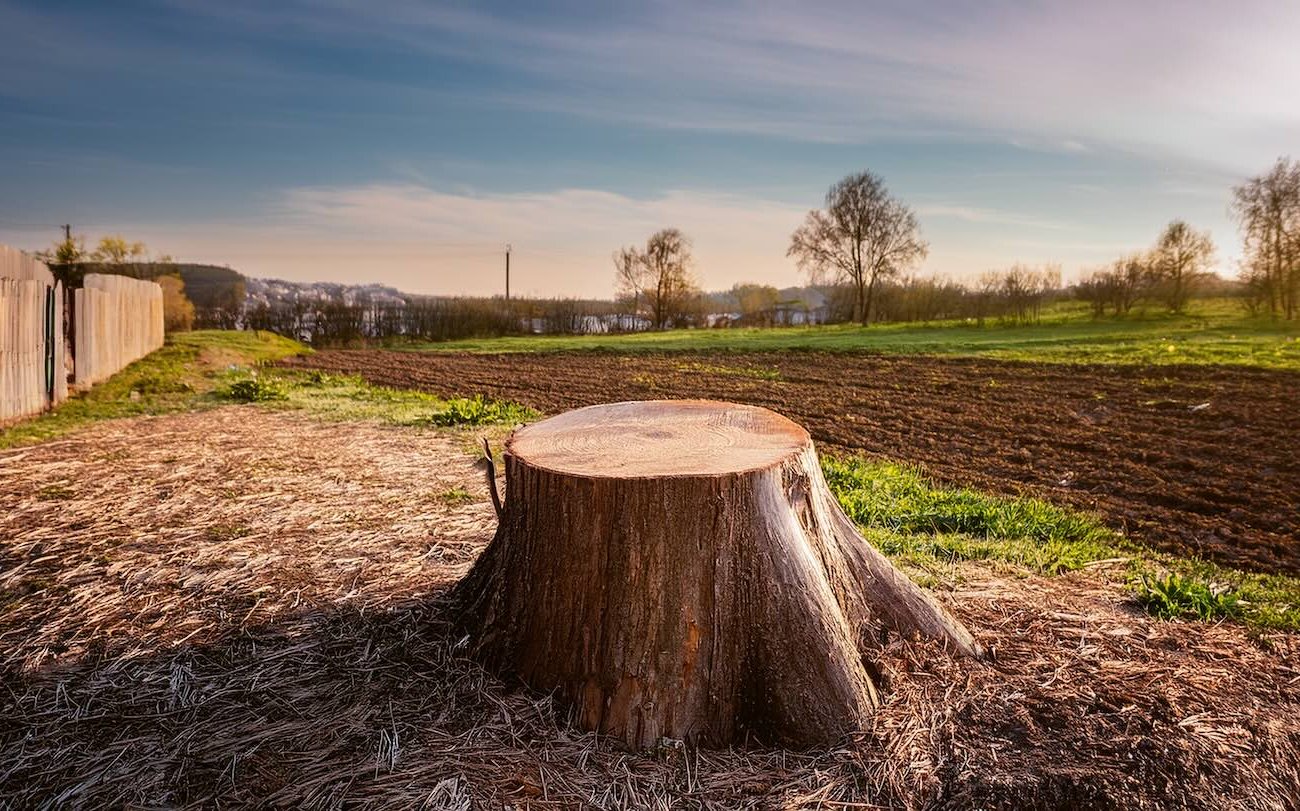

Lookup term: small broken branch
[482,437,503,519]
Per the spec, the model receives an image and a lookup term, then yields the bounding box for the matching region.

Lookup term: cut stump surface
[507,399,810,478]
[454,400,979,749]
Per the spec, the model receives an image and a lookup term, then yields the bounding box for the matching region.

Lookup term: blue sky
[2,0,1297,297]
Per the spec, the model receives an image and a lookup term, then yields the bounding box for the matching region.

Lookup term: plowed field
[282,351,1300,575]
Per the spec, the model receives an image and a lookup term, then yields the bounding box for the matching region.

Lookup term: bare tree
[612,246,642,318]
[788,172,927,325]
[613,228,699,330]
[1232,157,1300,319]
[1074,270,1113,318]
[972,270,1003,325]
[1112,254,1150,314]
[978,264,1061,324]
[1149,220,1215,313]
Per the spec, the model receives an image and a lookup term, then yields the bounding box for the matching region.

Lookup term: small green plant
[224,377,288,403]
[440,487,475,504]
[206,523,252,543]
[35,484,75,501]
[429,395,536,427]
[1134,571,1240,621]
[301,370,338,386]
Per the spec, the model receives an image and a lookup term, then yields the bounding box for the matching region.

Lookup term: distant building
[776,287,829,325]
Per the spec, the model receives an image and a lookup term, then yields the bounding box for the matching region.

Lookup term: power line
[0,220,66,229]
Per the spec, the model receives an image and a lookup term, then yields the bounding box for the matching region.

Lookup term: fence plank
[0,246,61,423]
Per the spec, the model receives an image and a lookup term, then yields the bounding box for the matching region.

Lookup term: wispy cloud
[142,0,1300,169]
[914,204,1076,232]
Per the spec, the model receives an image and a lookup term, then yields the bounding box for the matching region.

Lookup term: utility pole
[505,244,511,303]
[63,224,71,241]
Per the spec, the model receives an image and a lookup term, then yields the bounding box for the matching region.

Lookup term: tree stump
[453,400,979,749]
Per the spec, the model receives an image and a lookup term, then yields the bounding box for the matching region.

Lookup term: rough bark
[452,400,980,749]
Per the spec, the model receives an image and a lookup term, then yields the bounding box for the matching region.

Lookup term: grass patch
[823,455,1300,631]
[394,299,1300,370]
[1134,571,1240,622]
[0,331,306,449]
[429,395,537,427]
[1153,559,1300,632]
[824,456,1123,576]
[440,487,476,504]
[823,458,1115,552]
[0,331,537,445]
[271,371,449,425]
[258,370,536,428]
[675,361,782,381]
[223,377,289,403]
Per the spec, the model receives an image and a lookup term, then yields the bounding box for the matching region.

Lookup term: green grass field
[399,300,1300,370]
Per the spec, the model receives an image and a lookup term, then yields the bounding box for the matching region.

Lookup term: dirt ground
[2,407,1298,809]
[284,351,1300,576]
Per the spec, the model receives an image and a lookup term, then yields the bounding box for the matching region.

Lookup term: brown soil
[284,351,1300,575]
[2,407,1298,809]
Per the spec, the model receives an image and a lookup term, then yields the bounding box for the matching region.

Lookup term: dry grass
[2,407,1298,809]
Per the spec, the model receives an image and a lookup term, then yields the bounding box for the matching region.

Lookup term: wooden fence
[2,244,165,423]
[73,273,165,387]
[0,245,67,423]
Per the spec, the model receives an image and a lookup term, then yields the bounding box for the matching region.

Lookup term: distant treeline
[47,259,1255,347]
[837,266,1063,325]
[238,264,1223,346]
[244,295,673,345]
